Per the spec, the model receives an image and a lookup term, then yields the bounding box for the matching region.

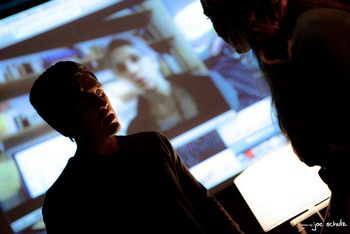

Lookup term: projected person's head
[107,35,168,95]
[29,61,120,141]
[106,35,201,133]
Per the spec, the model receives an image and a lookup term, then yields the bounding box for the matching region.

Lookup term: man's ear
[68,136,75,142]
[57,119,78,140]
[65,122,80,140]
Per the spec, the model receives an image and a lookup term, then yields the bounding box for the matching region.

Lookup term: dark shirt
[42,131,243,234]
[284,8,350,233]
[288,8,350,168]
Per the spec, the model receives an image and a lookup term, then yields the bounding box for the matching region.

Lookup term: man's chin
[104,121,121,136]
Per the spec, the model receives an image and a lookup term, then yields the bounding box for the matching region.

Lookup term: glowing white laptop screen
[234,144,331,232]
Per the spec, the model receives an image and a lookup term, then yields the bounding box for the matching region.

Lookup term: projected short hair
[106,34,159,65]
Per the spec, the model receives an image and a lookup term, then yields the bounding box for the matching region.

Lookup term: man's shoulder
[123,130,161,139]
[43,158,75,197]
[122,131,169,147]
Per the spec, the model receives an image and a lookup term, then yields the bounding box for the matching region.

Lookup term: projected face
[109,45,163,93]
[73,72,121,140]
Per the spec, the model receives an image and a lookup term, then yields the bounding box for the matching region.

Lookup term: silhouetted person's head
[30,61,120,141]
[200,0,350,167]
[106,35,166,94]
[200,0,255,54]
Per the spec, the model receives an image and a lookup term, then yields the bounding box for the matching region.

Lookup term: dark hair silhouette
[29,61,96,136]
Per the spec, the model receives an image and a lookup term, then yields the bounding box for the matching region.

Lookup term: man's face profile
[69,71,121,139]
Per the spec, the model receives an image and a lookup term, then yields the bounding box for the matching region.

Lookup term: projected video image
[0,0,284,199]
[72,31,232,139]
